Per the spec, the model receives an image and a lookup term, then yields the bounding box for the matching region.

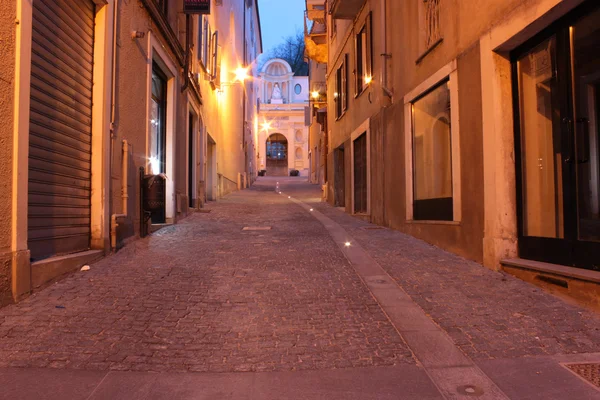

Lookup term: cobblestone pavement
[0,183,413,373]
[284,182,600,361]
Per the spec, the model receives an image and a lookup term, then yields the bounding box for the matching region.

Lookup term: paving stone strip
[299,199,600,361]
[285,194,509,400]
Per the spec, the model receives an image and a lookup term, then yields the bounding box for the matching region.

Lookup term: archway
[266,133,288,176]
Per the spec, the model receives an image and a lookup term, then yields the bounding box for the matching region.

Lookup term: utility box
[143,174,166,224]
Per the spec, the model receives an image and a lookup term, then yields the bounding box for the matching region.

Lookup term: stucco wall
[325,0,570,262]
[113,0,188,242]
[0,0,16,305]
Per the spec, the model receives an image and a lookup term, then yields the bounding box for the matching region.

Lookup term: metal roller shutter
[28,0,96,261]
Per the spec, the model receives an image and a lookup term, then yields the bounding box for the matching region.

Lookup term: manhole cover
[242,226,272,231]
[565,363,600,387]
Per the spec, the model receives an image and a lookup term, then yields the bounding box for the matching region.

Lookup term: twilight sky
[257,0,305,58]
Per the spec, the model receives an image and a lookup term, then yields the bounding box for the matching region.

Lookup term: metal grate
[565,363,600,388]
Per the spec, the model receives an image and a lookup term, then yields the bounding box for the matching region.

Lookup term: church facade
[257,59,310,177]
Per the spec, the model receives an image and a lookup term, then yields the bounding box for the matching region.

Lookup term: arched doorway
[266,134,288,176]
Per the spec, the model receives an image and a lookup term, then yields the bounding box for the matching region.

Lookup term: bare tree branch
[269,30,308,76]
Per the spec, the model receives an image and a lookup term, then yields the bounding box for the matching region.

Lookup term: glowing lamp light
[310,208,314,212]
[234,67,248,82]
[149,156,161,175]
[333,92,339,99]
[288,196,291,199]
[344,242,351,247]
[311,91,320,99]
[364,75,373,85]
[262,122,272,131]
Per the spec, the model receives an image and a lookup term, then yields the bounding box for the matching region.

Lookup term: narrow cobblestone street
[1,177,600,399]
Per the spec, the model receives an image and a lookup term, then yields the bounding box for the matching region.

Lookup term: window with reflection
[412,80,453,221]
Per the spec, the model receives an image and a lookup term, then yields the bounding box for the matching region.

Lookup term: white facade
[258,59,309,176]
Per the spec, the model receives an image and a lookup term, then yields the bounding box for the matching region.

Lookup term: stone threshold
[501,258,600,284]
[150,223,173,233]
[501,258,600,311]
[31,250,104,289]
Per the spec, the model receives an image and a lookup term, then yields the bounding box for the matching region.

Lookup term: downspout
[111,140,129,252]
[109,1,128,252]
[242,3,248,184]
[381,0,393,98]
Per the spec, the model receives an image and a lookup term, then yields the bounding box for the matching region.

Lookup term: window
[156,0,168,16]
[412,80,453,221]
[150,63,168,174]
[335,54,348,119]
[355,13,372,95]
[294,84,302,95]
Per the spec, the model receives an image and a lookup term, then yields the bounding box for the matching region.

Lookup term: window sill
[335,111,347,121]
[405,220,461,226]
[355,86,368,99]
[415,38,444,65]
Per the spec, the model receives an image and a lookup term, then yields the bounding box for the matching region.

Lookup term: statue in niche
[271,83,283,100]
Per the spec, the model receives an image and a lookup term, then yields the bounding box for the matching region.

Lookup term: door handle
[576,118,590,164]
[563,117,574,164]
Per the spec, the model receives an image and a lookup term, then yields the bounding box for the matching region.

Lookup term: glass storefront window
[412,80,453,221]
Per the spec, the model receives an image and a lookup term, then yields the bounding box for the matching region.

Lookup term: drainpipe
[111,140,129,252]
[381,0,393,98]
[108,0,119,251]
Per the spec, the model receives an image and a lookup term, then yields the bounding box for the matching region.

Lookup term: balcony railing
[329,0,365,19]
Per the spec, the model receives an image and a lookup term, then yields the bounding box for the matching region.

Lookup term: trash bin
[143,174,166,224]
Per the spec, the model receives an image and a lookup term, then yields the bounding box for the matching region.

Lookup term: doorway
[512,2,600,270]
[334,146,345,207]
[353,133,367,214]
[207,136,217,201]
[266,133,288,176]
[188,112,194,208]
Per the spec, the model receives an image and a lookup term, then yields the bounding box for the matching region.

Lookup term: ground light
[345,242,351,247]
[310,208,313,212]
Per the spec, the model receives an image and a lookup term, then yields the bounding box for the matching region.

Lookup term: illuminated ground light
[288,196,291,199]
[344,242,351,247]
[310,208,314,212]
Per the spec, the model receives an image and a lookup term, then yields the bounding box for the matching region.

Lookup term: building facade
[0,0,262,306]
[257,59,310,177]
[305,0,328,187]
[322,0,600,304]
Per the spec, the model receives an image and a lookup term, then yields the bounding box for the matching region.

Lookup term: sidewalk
[0,177,598,399]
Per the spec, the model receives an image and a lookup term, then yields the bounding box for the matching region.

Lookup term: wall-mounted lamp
[364,75,373,85]
[132,31,146,39]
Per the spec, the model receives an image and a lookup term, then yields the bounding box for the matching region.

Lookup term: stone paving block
[0,186,413,372]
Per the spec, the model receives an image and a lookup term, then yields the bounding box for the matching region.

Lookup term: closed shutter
[28,0,96,261]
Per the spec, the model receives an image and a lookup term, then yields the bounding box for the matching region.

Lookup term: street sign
[183,0,210,14]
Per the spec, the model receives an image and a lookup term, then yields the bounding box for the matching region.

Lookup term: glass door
[571,7,600,269]
[513,2,600,271]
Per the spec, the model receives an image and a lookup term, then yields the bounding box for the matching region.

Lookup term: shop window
[355,13,372,96]
[412,80,453,221]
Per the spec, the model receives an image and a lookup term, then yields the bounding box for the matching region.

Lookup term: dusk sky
[257,0,305,59]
